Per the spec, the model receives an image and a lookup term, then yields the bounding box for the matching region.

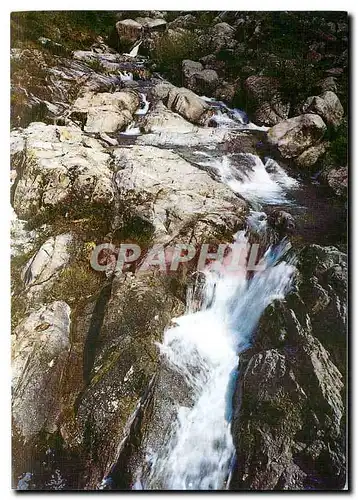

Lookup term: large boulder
[244,76,290,126]
[135,17,167,32]
[11,122,115,221]
[149,81,175,101]
[188,69,220,97]
[165,87,214,125]
[317,77,338,93]
[113,19,142,50]
[294,142,328,168]
[182,60,220,96]
[113,145,247,241]
[245,75,281,103]
[169,14,196,29]
[267,114,327,159]
[70,89,140,133]
[301,91,344,128]
[214,80,238,105]
[182,59,203,80]
[111,17,166,52]
[254,98,290,127]
[141,102,197,134]
[209,22,236,51]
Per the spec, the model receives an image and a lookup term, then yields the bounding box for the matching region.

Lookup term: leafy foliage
[11,11,117,50]
[150,31,202,86]
[325,118,348,166]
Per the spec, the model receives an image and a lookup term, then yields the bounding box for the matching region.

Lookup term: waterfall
[137,233,296,490]
[198,154,299,205]
[120,122,141,136]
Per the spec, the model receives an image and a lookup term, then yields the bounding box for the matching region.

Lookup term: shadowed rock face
[231,245,346,491]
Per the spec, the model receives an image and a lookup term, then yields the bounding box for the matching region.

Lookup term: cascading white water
[198,154,299,205]
[200,96,269,131]
[120,122,141,136]
[142,234,296,490]
[129,100,301,491]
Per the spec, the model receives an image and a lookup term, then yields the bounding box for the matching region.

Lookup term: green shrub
[11,11,117,50]
[150,30,202,86]
[325,118,348,166]
[85,58,107,73]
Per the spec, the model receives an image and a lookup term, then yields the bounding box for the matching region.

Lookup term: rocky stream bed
[11,11,347,491]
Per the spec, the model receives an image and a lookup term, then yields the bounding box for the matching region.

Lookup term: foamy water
[138,233,295,490]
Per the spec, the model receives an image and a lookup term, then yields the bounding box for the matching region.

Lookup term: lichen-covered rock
[317,77,338,93]
[267,114,327,158]
[182,59,220,96]
[21,233,73,300]
[254,98,291,126]
[294,142,328,168]
[11,122,115,221]
[245,75,281,103]
[182,59,203,79]
[12,301,71,439]
[267,209,296,236]
[244,76,290,126]
[169,14,196,30]
[137,125,229,148]
[113,145,247,241]
[135,17,165,29]
[302,91,344,128]
[11,48,125,128]
[149,81,175,102]
[208,22,236,52]
[188,69,220,97]
[323,166,348,197]
[72,50,124,72]
[58,273,184,488]
[141,102,197,134]
[111,17,166,52]
[114,19,143,49]
[214,81,237,104]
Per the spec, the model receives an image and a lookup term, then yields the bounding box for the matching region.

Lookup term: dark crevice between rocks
[82,282,113,386]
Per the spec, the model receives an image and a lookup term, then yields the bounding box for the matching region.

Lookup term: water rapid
[137,233,296,490]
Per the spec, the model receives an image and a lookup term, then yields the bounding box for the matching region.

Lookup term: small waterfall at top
[120,94,149,136]
[134,233,296,490]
